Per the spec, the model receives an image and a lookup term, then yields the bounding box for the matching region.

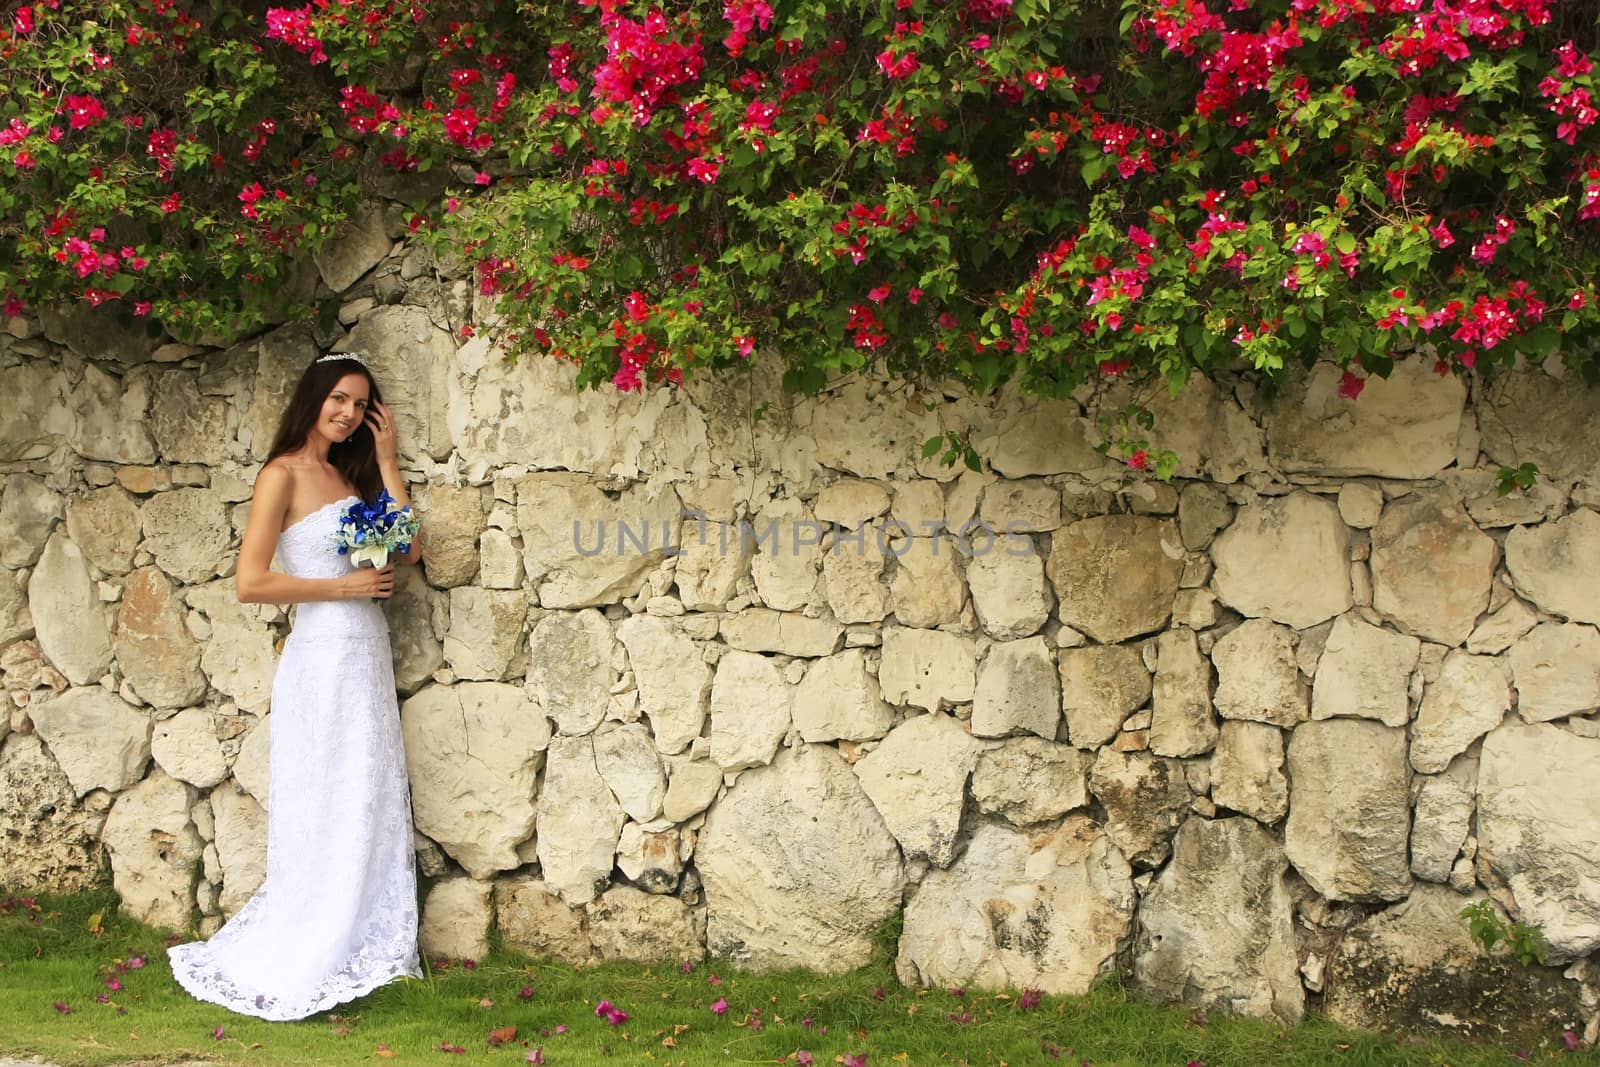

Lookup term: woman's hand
[343,565,395,600]
[366,400,399,467]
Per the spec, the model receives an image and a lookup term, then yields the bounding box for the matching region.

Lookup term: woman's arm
[368,400,424,566]
[235,464,388,604]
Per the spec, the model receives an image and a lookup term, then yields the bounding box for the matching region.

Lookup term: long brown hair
[265,356,384,503]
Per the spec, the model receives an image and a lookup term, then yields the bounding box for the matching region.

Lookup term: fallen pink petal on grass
[53,1001,71,1014]
[525,1048,545,1065]
[518,985,535,1000]
[211,1025,225,1039]
[711,998,728,1015]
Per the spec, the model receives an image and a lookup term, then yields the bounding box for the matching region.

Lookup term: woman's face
[318,373,371,443]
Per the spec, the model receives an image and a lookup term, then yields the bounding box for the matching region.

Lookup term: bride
[168,352,423,1019]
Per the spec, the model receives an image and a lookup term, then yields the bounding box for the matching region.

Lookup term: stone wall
[3,216,1600,1043]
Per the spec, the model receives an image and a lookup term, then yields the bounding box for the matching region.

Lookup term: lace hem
[168,940,421,1022]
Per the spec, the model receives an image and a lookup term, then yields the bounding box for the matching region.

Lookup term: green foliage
[1460,900,1552,968]
[1496,462,1541,497]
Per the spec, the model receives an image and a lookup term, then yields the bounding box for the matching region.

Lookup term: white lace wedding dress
[168,496,421,1020]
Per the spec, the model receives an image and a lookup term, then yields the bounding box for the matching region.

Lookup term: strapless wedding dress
[168,496,420,1020]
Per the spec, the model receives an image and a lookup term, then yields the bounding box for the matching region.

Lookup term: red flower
[1338,370,1365,400]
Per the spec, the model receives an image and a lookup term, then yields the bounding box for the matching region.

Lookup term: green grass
[1,890,1594,1067]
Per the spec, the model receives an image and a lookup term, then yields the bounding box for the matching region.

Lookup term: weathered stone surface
[114,567,206,708]
[749,496,824,610]
[1477,722,1600,962]
[1266,359,1465,478]
[808,381,941,480]
[1504,509,1600,626]
[187,581,276,714]
[661,756,723,823]
[1059,644,1152,748]
[967,534,1051,639]
[0,734,101,892]
[526,609,615,736]
[30,688,150,797]
[1135,817,1303,1024]
[976,400,1104,478]
[69,364,156,463]
[64,487,140,575]
[972,636,1059,740]
[0,573,34,653]
[1479,363,1600,486]
[478,527,523,589]
[1048,515,1182,643]
[821,527,889,623]
[1212,492,1351,629]
[815,479,891,529]
[148,371,232,464]
[888,535,964,627]
[102,770,201,930]
[1150,629,1216,758]
[535,735,626,905]
[709,649,792,771]
[1177,483,1232,550]
[151,707,227,788]
[1210,721,1288,825]
[792,648,893,742]
[897,817,1134,995]
[980,479,1061,532]
[402,682,549,879]
[0,474,63,568]
[496,876,595,963]
[385,566,441,694]
[616,615,711,754]
[1325,885,1586,1046]
[1411,757,1475,883]
[1088,749,1191,868]
[519,474,682,608]
[1211,619,1307,726]
[615,821,681,893]
[1508,622,1600,722]
[877,627,976,712]
[231,714,270,808]
[593,723,666,822]
[1312,614,1421,727]
[313,208,392,292]
[210,782,266,914]
[0,361,76,461]
[587,886,704,963]
[698,744,904,972]
[1370,495,1496,646]
[1466,596,1539,655]
[417,483,483,588]
[856,712,983,866]
[442,587,527,681]
[419,877,492,962]
[1286,719,1411,902]
[141,488,231,585]
[718,608,843,656]
[1338,483,1385,529]
[1411,651,1509,773]
[969,737,1091,826]
[29,532,113,685]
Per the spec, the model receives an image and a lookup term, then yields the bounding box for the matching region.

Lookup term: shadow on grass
[0,890,1593,1067]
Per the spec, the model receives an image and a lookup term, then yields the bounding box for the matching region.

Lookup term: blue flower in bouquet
[334,490,419,569]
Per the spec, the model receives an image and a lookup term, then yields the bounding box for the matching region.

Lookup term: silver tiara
[316,351,369,367]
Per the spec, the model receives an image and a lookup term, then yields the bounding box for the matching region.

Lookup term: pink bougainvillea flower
[518,985,535,1000]
[1127,449,1149,470]
[53,1001,71,1014]
[525,1048,545,1065]
[1338,370,1365,400]
[708,973,723,986]
[126,957,145,970]
[211,1025,225,1040]
[867,285,891,303]
[711,998,729,1015]
[842,1054,867,1067]
[733,334,755,357]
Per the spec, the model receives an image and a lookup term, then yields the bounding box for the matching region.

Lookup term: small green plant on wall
[1460,900,1551,967]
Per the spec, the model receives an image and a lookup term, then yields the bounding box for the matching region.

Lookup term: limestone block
[518,473,682,608]
[478,528,523,589]
[0,475,63,568]
[1370,495,1496,646]
[967,534,1051,639]
[698,744,904,972]
[147,370,232,464]
[972,636,1059,740]
[792,648,893,742]
[418,483,483,588]
[210,782,266,915]
[0,734,101,892]
[1465,597,1539,655]
[313,208,392,292]
[0,362,76,462]
[1477,722,1600,962]
[114,567,206,708]
[1508,622,1600,722]
[1410,651,1509,773]
[1211,618,1307,726]
[615,822,682,893]
[616,615,711,754]
[151,708,227,788]
[897,817,1134,995]
[141,488,231,585]
[661,756,723,823]
[188,581,277,714]
[0,573,33,654]
[1311,614,1421,727]
[1479,364,1600,486]
[878,627,976,712]
[969,737,1091,826]
[385,565,442,694]
[718,608,843,656]
[231,714,270,808]
[102,770,201,930]
[1285,719,1411,902]
[1088,749,1191,868]
[402,682,548,879]
[593,722,666,822]
[856,712,983,866]
[1411,757,1475,883]
[976,400,1104,478]
[526,609,615,736]
[888,535,964,628]
[442,587,527,681]
[811,381,942,480]
[1150,629,1217,758]
[1504,509,1600,626]
[1210,721,1288,825]
[29,532,112,685]
[1336,483,1384,530]
[496,876,595,963]
[587,885,704,962]
[815,479,891,530]
[979,479,1061,532]
[1212,491,1350,629]
[64,486,140,575]
[30,688,150,796]
[535,735,626,905]
[1134,816,1303,1025]
[419,877,492,962]
[339,304,454,460]
[749,496,824,610]
[676,517,753,611]
[1048,515,1183,643]
[1177,483,1232,550]
[821,527,890,623]
[67,363,156,463]
[708,649,792,771]
[1059,644,1152,748]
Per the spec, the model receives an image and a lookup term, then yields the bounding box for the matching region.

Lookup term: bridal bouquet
[335,490,419,569]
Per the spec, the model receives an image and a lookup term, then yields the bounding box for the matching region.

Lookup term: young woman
[168,352,424,1020]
